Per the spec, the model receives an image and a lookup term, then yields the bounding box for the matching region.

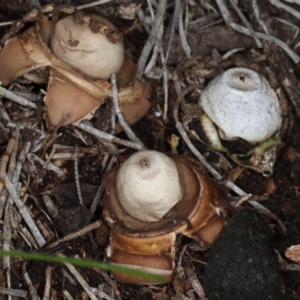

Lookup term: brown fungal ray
[0,27,51,86]
[45,69,109,127]
[0,6,152,130]
[103,153,225,284]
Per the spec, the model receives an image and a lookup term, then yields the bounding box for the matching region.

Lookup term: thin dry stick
[137,0,167,78]
[1,182,25,266]
[178,0,192,58]
[89,287,115,300]
[164,0,180,65]
[0,21,14,27]
[229,0,262,47]
[43,265,52,300]
[93,268,121,300]
[12,142,30,189]
[35,219,54,242]
[234,194,253,207]
[274,17,299,43]
[78,122,144,150]
[186,266,208,300]
[5,175,46,247]
[269,0,300,20]
[63,290,75,300]
[173,80,287,233]
[284,264,300,271]
[51,152,94,160]
[7,128,18,180]
[22,261,41,300]
[27,153,65,178]
[215,0,300,64]
[42,195,58,219]
[46,221,102,249]
[162,56,169,121]
[19,226,39,249]
[39,113,70,155]
[0,133,17,197]
[0,287,27,298]
[0,87,36,109]
[60,256,98,300]
[77,0,112,10]
[74,145,84,206]
[111,74,146,148]
[0,130,20,219]
[0,100,11,122]
[144,26,163,74]
[146,0,155,20]
[3,201,12,271]
[252,0,269,34]
[89,159,115,217]
[43,133,62,154]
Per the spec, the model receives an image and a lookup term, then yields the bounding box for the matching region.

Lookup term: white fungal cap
[198,68,282,144]
[116,150,183,222]
[50,15,124,79]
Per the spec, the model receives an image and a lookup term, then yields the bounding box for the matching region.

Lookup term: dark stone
[203,209,285,300]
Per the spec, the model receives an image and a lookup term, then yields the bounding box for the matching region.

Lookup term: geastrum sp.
[0,5,151,130]
[183,67,282,174]
[102,150,226,284]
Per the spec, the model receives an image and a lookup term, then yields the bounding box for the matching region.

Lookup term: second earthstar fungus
[184,67,283,174]
[0,5,151,130]
[102,150,226,284]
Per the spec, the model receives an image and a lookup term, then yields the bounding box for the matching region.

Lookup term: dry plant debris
[0,0,299,299]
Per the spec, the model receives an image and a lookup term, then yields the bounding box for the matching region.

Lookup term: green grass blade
[0,250,165,282]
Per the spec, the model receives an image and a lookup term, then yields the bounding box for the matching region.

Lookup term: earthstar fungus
[186,67,283,174]
[103,150,226,284]
[0,5,151,129]
[198,67,282,144]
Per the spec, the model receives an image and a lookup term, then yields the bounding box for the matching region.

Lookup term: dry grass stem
[186,266,208,300]
[19,226,39,249]
[22,261,41,300]
[178,0,192,57]
[0,21,14,27]
[137,0,167,78]
[252,0,269,34]
[43,265,52,300]
[27,154,65,178]
[111,74,146,148]
[42,194,58,219]
[63,290,75,300]
[269,0,300,20]
[46,221,102,250]
[77,0,112,10]
[229,0,262,47]
[60,256,98,300]
[2,200,12,269]
[74,145,84,206]
[78,122,144,150]
[93,268,122,300]
[0,287,27,298]
[0,87,36,109]
[5,175,46,247]
[215,0,300,63]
